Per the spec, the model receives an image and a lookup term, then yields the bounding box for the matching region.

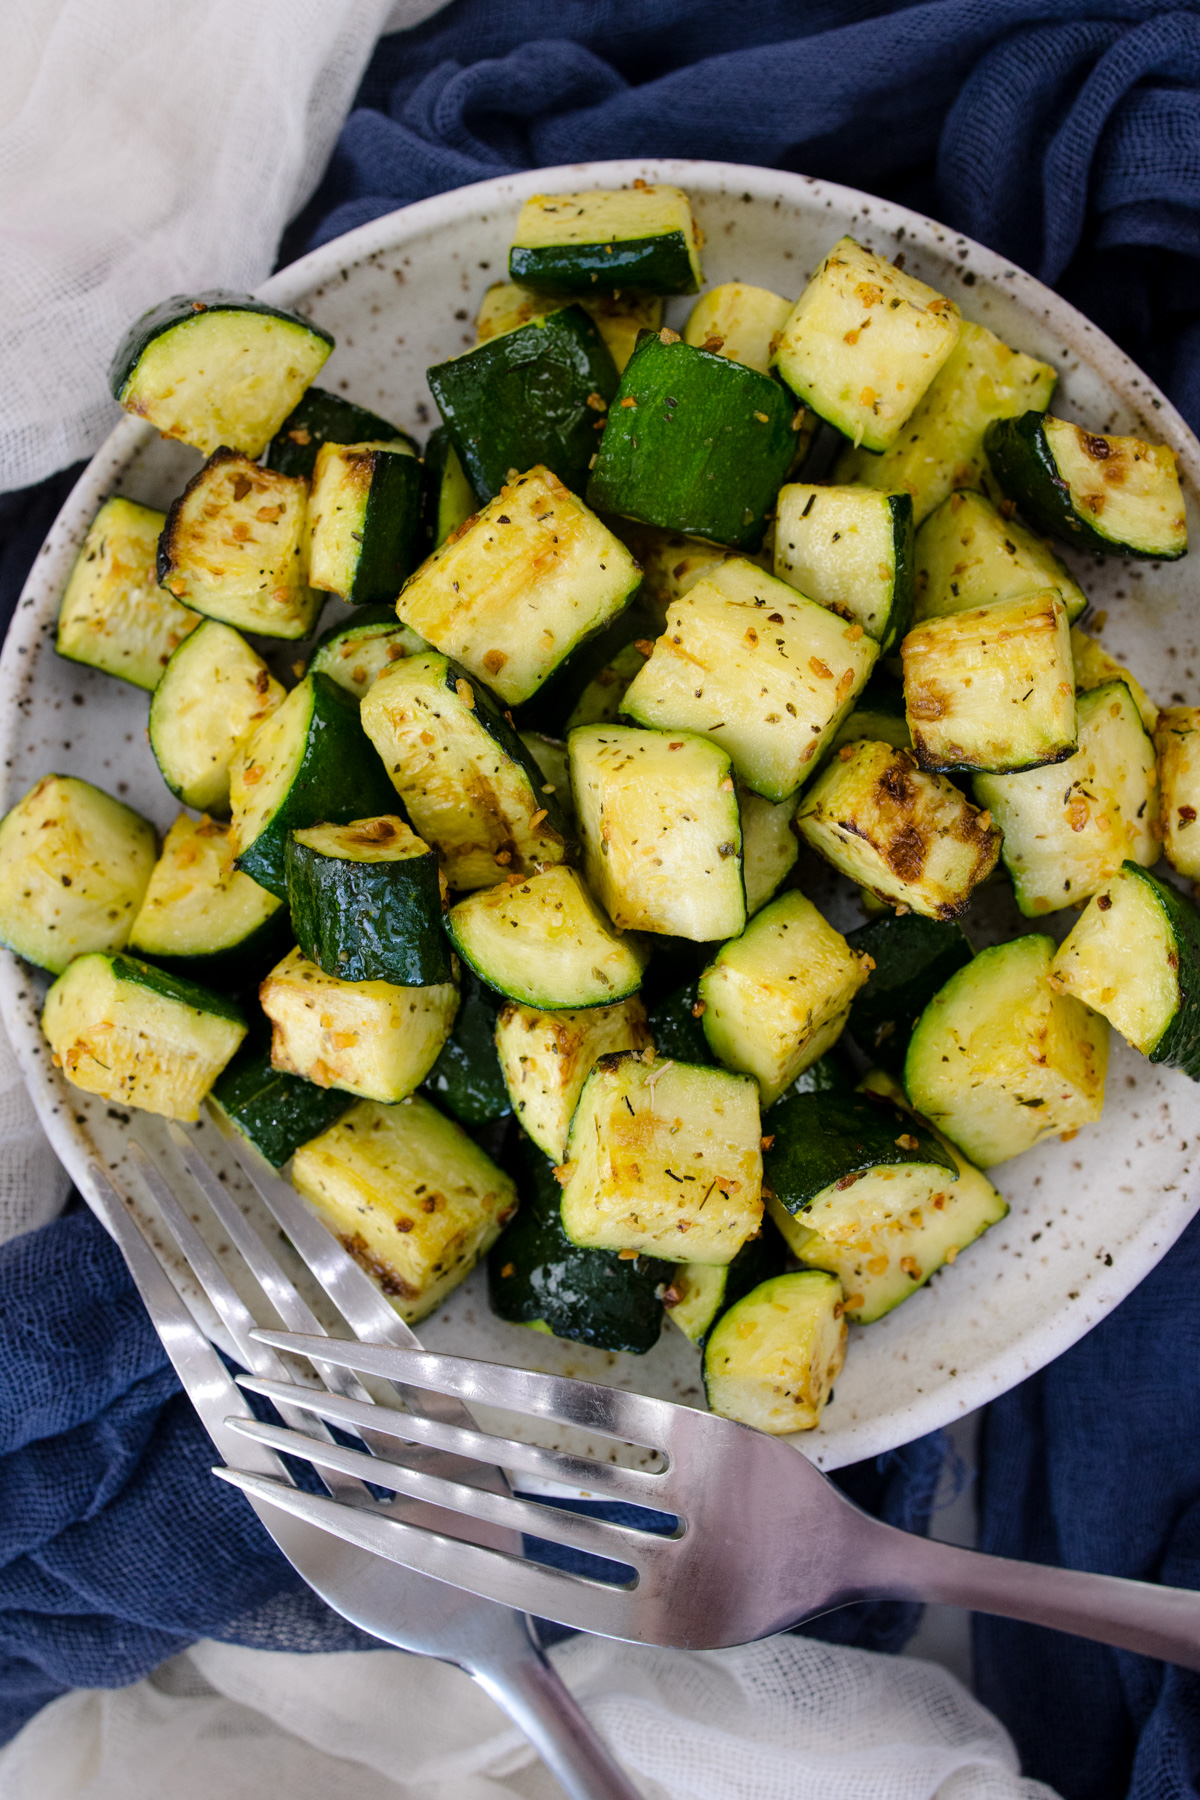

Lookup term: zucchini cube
[446,866,644,1011]
[56,497,200,691]
[683,283,792,376]
[985,412,1187,559]
[773,237,960,453]
[260,946,458,1104]
[664,1227,789,1347]
[774,484,915,651]
[1073,628,1157,733]
[210,1028,352,1168]
[905,934,1109,1166]
[495,995,651,1161]
[587,331,798,551]
[1155,707,1200,878]
[285,817,451,988]
[149,619,285,816]
[914,489,1086,624]
[475,282,664,373]
[42,952,246,1122]
[128,813,286,986]
[307,608,427,702]
[570,725,746,941]
[158,449,320,640]
[796,741,1001,920]
[621,557,878,801]
[559,1051,763,1265]
[266,386,416,481]
[845,911,973,1076]
[361,650,572,890]
[509,185,702,296]
[397,467,639,707]
[0,774,155,974]
[975,680,1158,915]
[292,1095,517,1323]
[699,892,870,1105]
[902,589,1076,774]
[307,441,423,604]
[703,1271,846,1433]
[740,787,800,915]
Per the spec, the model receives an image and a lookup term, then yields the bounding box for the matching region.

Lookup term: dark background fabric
[1,2,1199,1791]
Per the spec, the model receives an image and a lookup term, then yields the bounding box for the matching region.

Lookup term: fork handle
[857,1521,1200,1669]
[469,1642,645,1800]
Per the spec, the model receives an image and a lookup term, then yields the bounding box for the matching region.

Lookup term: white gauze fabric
[0,1631,1060,1800]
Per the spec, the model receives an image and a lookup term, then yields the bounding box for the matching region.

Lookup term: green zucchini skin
[510,235,698,298]
[265,386,416,480]
[285,825,450,987]
[512,604,658,735]
[778,1048,860,1102]
[421,424,478,549]
[885,494,917,650]
[427,305,619,501]
[845,913,974,1076]
[488,1134,669,1354]
[422,966,512,1125]
[321,447,424,605]
[763,1090,957,1219]
[114,953,247,1026]
[646,978,716,1066]
[108,291,334,400]
[208,1023,352,1166]
[587,332,798,551]
[1132,866,1200,1077]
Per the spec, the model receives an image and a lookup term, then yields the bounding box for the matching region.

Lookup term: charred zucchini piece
[397,467,639,707]
[559,1051,763,1265]
[109,290,333,458]
[208,1024,352,1167]
[361,651,571,890]
[622,557,877,802]
[902,590,1076,774]
[42,952,245,1121]
[664,1223,789,1346]
[740,787,799,915]
[974,680,1158,916]
[56,497,200,691]
[683,283,792,375]
[570,725,746,941]
[905,933,1109,1165]
[774,485,915,652]
[845,912,973,1076]
[285,816,450,987]
[985,412,1187,559]
[474,282,664,373]
[421,425,477,550]
[127,814,287,985]
[157,449,320,640]
[307,607,426,701]
[149,619,285,816]
[698,892,869,1106]
[495,995,650,1161]
[292,1095,517,1323]
[773,237,960,453]
[307,441,423,604]
[0,774,155,974]
[509,185,702,296]
[703,1270,845,1433]
[265,386,416,480]
[260,945,457,1103]
[1072,627,1157,733]
[446,866,644,1011]
[914,489,1087,624]
[422,965,512,1126]
[1155,707,1200,878]
[796,741,1001,919]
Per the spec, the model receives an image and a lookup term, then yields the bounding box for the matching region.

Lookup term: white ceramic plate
[4,159,1199,1473]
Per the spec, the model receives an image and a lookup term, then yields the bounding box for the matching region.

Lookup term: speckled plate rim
[3,158,1198,1469]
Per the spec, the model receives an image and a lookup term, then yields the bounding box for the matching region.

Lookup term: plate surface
[3,159,1198,1471]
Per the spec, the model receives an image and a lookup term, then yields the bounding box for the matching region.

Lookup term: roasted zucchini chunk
[292,1095,517,1323]
[703,1271,846,1433]
[845,912,973,1076]
[739,787,799,915]
[494,995,650,1161]
[230,673,398,900]
[56,497,200,691]
[774,485,915,652]
[834,319,1057,520]
[698,892,870,1106]
[1072,627,1157,733]
[361,650,572,889]
[127,814,287,985]
[559,1051,763,1265]
[475,282,664,373]
[827,677,911,756]
[285,817,451,987]
[43,952,245,1121]
[209,1024,352,1167]
[447,866,644,1011]
[0,774,155,973]
[773,237,960,453]
[307,441,423,604]
[905,933,1109,1165]
[914,489,1087,624]
[1155,706,1200,878]
[682,283,792,376]
[397,467,639,707]
[265,386,416,480]
[422,965,512,1126]
[664,1223,789,1346]
[149,619,285,816]
[985,412,1187,559]
[563,641,649,731]
[902,589,1076,774]
[260,945,457,1103]
[614,523,764,621]
[509,185,703,295]
[109,290,333,458]
[570,724,746,941]
[428,308,619,500]
[489,1134,669,1354]
[1050,863,1200,1080]
[622,558,878,801]
[796,741,1001,919]
[157,449,320,640]
[306,607,426,701]
[422,424,477,550]
[975,680,1157,916]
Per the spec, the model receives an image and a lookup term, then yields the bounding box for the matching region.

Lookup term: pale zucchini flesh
[774,484,913,650]
[1156,707,1200,878]
[446,866,645,1011]
[1072,627,1157,733]
[149,619,285,815]
[739,787,799,914]
[307,611,427,701]
[56,497,200,691]
[914,489,1087,624]
[703,1270,845,1433]
[683,283,792,375]
[494,995,650,1161]
[1044,418,1187,559]
[128,813,283,963]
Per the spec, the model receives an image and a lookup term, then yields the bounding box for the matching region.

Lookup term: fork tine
[236,1374,675,1509]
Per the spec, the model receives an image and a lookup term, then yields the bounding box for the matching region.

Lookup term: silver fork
[86,1120,645,1800]
[218,1336,1200,1668]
